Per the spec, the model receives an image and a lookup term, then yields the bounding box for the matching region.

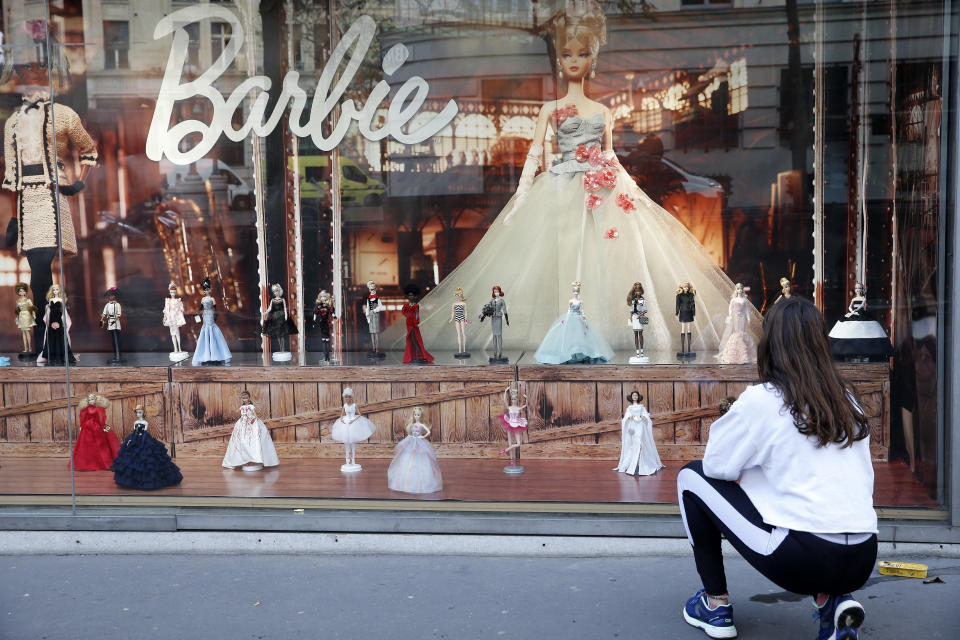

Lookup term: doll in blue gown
[192,277,232,365]
[535,281,613,364]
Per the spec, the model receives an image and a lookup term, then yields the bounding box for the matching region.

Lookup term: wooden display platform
[0,359,890,461]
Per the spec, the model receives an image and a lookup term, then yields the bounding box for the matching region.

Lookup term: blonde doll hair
[780,277,791,288]
[315,289,333,304]
[85,394,109,409]
[554,0,607,56]
[676,281,696,295]
[239,390,251,404]
[45,284,66,302]
[406,406,427,428]
[453,287,466,302]
[271,283,283,296]
[134,404,147,417]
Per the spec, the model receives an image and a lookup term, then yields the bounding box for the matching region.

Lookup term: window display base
[0,457,936,509]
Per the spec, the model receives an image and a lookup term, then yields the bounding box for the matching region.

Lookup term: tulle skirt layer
[381,167,760,353]
[331,416,376,444]
[73,424,121,471]
[534,311,613,364]
[193,316,232,365]
[111,432,183,490]
[387,436,443,494]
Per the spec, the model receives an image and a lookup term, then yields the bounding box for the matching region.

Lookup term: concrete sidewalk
[1,549,954,639]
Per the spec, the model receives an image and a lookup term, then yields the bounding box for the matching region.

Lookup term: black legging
[27,247,58,352]
[677,461,877,597]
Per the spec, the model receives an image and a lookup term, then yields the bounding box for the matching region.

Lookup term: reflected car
[295,153,386,206]
[158,159,254,211]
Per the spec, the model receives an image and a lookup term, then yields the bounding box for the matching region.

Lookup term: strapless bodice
[551,113,605,174]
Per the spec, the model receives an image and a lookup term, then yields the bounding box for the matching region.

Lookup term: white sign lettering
[146,5,458,165]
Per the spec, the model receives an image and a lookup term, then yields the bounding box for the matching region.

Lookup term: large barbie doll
[382,1,759,354]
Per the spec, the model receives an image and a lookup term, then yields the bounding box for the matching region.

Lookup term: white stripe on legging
[677,468,788,556]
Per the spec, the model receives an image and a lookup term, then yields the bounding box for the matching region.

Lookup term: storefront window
[0,1,953,518]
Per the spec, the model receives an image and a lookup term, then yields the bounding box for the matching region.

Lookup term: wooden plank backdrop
[0,368,169,456]
[0,363,890,461]
[518,363,891,461]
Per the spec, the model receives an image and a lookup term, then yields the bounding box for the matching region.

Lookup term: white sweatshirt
[703,383,878,535]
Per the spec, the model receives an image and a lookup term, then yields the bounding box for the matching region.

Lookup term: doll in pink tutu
[498,382,529,473]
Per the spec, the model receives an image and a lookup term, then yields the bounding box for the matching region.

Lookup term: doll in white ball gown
[387,407,443,494]
[330,387,376,472]
[716,283,757,364]
[222,391,279,471]
[614,390,663,476]
[381,0,759,355]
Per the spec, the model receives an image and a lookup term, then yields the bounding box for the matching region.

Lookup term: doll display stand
[503,463,524,474]
[341,462,362,473]
[454,352,471,359]
[272,351,292,362]
[241,463,264,472]
[169,350,189,362]
[629,352,650,364]
[489,356,509,364]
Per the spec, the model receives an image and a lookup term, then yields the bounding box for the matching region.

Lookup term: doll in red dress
[402,284,434,364]
[73,393,121,471]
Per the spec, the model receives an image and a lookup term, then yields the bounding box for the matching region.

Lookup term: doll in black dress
[261,283,298,361]
[37,284,76,365]
[675,281,697,359]
[312,289,336,362]
[111,405,183,490]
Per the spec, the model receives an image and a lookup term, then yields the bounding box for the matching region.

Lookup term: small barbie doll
[14,282,36,356]
[222,390,279,471]
[111,405,183,489]
[330,387,376,472]
[828,282,893,362]
[387,406,443,494]
[261,283,298,361]
[163,282,189,361]
[73,393,120,471]
[363,280,385,358]
[774,277,793,304]
[312,289,336,362]
[192,277,232,365]
[675,281,696,359]
[478,285,509,363]
[37,284,76,366]
[614,391,663,476]
[535,281,613,364]
[717,283,757,364]
[627,281,650,363]
[498,382,529,473]
[449,288,470,358]
[99,287,123,364]
[402,284,434,364]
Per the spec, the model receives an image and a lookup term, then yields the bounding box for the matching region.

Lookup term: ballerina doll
[675,281,696,359]
[387,406,443,494]
[535,281,613,364]
[36,284,76,366]
[111,405,183,490]
[402,284,434,364]
[222,391,279,471]
[614,390,663,476]
[72,393,121,471]
[330,387,376,472]
[14,283,36,357]
[478,285,509,363]
[498,382,529,474]
[380,0,759,355]
[449,288,470,358]
[828,282,894,362]
[192,277,232,365]
[163,282,189,362]
[716,283,757,364]
[312,289,336,362]
[261,283,298,361]
[627,281,650,363]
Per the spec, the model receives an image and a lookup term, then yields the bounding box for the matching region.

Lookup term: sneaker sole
[834,600,865,640]
[682,607,738,639]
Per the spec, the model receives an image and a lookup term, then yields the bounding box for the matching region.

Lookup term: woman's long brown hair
[757,297,868,447]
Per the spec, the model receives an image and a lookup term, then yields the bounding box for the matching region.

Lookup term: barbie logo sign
[146,5,458,165]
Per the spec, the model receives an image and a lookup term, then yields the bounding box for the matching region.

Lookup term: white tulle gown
[716,294,757,364]
[382,111,760,353]
[614,403,663,476]
[222,403,279,468]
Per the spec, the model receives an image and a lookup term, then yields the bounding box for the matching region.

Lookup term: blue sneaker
[682,588,738,638]
[815,594,865,640]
